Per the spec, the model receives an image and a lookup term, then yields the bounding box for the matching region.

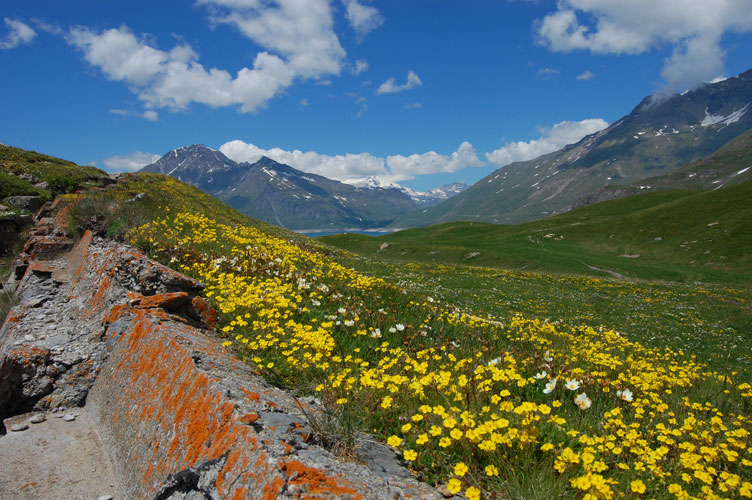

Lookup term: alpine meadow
[2,2,752,499]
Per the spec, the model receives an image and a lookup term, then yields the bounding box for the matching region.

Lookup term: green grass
[330,254,752,378]
[65,172,319,251]
[321,181,752,379]
[1,143,111,202]
[630,127,752,191]
[321,181,752,285]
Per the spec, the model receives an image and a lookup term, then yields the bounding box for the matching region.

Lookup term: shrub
[68,193,159,241]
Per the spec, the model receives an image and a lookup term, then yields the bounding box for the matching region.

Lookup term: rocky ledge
[0,201,442,500]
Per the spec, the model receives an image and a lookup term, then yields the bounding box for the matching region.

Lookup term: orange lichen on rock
[239,412,259,425]
[104,304,129,325]
[191,296,217,330]
[4,310,21,324]
[8,345,50,367]
[241,389,261,402]
[260,477,285,500]
[281,459,363,499]
[69,230,93,281]
[99,312,273,497]
[137,292,190,310]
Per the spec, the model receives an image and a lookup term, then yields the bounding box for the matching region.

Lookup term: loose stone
[62,414,77,422]
[30,413,47,424]
[10,423,29,432]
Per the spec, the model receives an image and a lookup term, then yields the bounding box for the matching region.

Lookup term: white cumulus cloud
[535,0,752,93]
[576,70,594,80]
[485,118,609,167]
[66,0,354,114]
[386,142,484,181]
[102,151,161,173]
[352,59,369,75]
[342,0,384,38]
[200,0,345,79]
[1,18,37,49]
[67,25,294,113]
[219,140,484,183]
[110,108,159,121]
[220,140,387,180]
[376,70,422,95]
[536,67,560,80]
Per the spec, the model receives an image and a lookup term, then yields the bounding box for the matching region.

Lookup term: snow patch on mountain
[344,176,468,207]
[701,104,750,127]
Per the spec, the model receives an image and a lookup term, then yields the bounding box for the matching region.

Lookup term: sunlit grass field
[321,181,752,286]
[112,171,752,500]
[335,258,752,381]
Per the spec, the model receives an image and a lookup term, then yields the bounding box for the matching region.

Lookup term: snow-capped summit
[344,175,404,190]
[344,176,468,207]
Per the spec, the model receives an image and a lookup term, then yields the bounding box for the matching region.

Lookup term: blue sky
[2,1,752,192]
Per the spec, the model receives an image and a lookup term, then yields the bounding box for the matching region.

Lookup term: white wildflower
[617,389,634,402]
[574,392,591,410]
[543,379,557,394]
[565,379,580,391]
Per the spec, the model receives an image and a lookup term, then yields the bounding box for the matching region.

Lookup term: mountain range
[394,68,752,227]
[140,146,466,230]
[141,68,752,231]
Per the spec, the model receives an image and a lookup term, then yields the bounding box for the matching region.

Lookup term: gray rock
[18,173,38,183]
[27,295,51,308]
[359,438,410,479]
[30,413,47,424]
[62,414,76,422]
[126,192,146,203]
[45,364,63,376]
[34,181,50,190]
[98,495,113,500]
[10,423,29,432]
[4,195,41,212]
[43,334,70,347]
[54,350,83,366]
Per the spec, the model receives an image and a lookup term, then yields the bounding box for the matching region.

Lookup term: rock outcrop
[0,202,442,499]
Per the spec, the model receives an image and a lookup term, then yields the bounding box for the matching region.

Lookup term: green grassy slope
[1,144,112,278]
[628,127,752,191]
[1,144,110,202]
[321,181,752,284]
[67,172,316,246]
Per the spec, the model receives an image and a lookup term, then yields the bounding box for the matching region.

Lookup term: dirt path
[0,407,119,500]
[580,261,625,280]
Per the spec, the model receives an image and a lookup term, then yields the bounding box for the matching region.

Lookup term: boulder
[4,196,41,213]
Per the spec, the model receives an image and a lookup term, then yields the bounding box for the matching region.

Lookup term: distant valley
[394,68,752,227]
[139,146,466,230]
